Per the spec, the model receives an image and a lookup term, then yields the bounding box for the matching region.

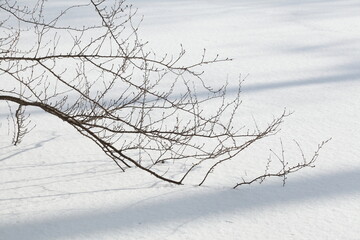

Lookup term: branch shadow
[188,70,360,99]
[0,134,59,162]
[1,168,359,239]
[132,0,360,24]
[241,72,360,93]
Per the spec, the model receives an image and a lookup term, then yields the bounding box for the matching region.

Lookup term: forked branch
[0,0,329,187]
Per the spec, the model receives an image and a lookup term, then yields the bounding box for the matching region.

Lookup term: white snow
[1,0,360,239]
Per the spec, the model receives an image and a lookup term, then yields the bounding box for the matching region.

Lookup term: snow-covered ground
[1,0,360,239]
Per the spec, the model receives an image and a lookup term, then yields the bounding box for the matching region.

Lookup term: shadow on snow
[0,168,359,239]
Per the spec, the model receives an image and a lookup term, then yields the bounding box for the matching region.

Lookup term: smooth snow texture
[1,0,360,239]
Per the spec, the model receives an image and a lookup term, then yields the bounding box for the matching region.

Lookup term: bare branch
[0,0,328,188]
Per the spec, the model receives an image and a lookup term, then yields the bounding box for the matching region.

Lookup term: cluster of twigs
[0,0,328,187]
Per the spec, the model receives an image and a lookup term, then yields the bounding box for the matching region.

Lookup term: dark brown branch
[0,0,328,188]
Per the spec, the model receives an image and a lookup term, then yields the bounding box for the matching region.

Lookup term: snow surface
[1,0,360,239]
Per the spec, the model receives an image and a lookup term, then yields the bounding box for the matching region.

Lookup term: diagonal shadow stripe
[0,168,359,239]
